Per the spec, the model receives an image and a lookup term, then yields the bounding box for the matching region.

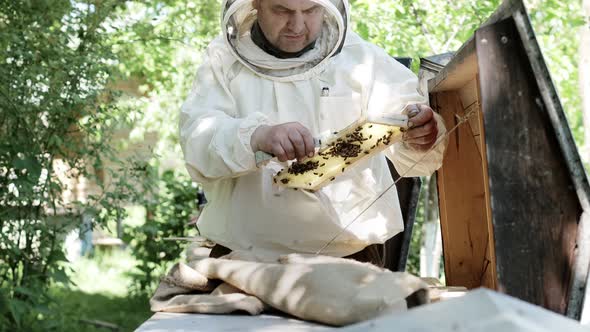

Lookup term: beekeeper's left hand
[403,104,439,151]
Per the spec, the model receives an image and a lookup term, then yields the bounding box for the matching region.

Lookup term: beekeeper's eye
[271,5,292,15]
[303,5,322,15]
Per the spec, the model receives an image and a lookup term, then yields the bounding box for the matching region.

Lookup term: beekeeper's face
[253,0,325,53]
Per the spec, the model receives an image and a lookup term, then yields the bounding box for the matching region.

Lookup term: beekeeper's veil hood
[221,0,349,81]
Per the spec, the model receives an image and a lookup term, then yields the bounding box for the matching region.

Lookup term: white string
[314,107,478,255]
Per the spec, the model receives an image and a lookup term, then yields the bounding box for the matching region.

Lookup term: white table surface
[136,289,590,332]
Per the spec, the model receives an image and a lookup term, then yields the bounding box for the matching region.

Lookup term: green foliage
[50,249,152,331]
[350,0,584,147]
[123,169,198,295]
[97,2,218,294]
[107,0,220,146]
[0,1,210,318]
[49,289,149,332]
[350,0,501,61]
[527,0,586,144]
[0,1,133,330]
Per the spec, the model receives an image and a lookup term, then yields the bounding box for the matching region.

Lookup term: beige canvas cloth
[150,246,429,326]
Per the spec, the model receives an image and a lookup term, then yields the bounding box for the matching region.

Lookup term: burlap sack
[150,249,428,326]
[150,261,268,315]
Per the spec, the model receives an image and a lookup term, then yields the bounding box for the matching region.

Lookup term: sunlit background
[0,0,587,330]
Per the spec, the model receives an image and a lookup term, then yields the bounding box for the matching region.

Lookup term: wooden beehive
[430,0,590,319]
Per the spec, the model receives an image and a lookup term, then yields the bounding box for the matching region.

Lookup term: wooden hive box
[429,0,590,319]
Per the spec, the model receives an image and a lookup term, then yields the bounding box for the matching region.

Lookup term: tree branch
[441,14,468,51]
[410,2,439,54]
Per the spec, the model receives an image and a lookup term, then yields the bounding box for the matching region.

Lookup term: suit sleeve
[179,46,271,183]
[365,45,448,177]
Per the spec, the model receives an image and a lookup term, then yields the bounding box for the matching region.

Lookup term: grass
[49,248,153,332]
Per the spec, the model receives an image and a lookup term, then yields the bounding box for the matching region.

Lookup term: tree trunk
[581,0,590,163]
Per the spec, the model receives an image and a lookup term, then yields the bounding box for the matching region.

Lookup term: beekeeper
[179,0,447,266]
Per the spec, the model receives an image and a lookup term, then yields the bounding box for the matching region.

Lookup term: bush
[123,168,199,295]
[0,1,127,330]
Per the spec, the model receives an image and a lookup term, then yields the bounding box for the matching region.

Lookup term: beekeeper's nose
[287,11,306,33]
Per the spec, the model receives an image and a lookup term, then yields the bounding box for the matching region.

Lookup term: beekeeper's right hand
[251,123,316,162]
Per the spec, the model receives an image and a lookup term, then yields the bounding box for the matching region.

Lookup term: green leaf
[51,268,70,285]
[14,287,37,298]
[52,250,70,264]
[8,299,27,328]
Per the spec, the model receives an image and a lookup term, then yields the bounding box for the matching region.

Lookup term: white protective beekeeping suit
[179,0,447,257]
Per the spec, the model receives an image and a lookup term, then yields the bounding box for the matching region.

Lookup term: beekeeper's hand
[251,123,316,162]
[403,104,439,151]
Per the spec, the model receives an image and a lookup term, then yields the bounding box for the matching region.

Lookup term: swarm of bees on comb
[273,121,404,191]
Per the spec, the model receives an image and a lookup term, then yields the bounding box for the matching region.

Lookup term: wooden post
[477,17,580,314]
[582,0,590,162]
[576,1,590,322]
